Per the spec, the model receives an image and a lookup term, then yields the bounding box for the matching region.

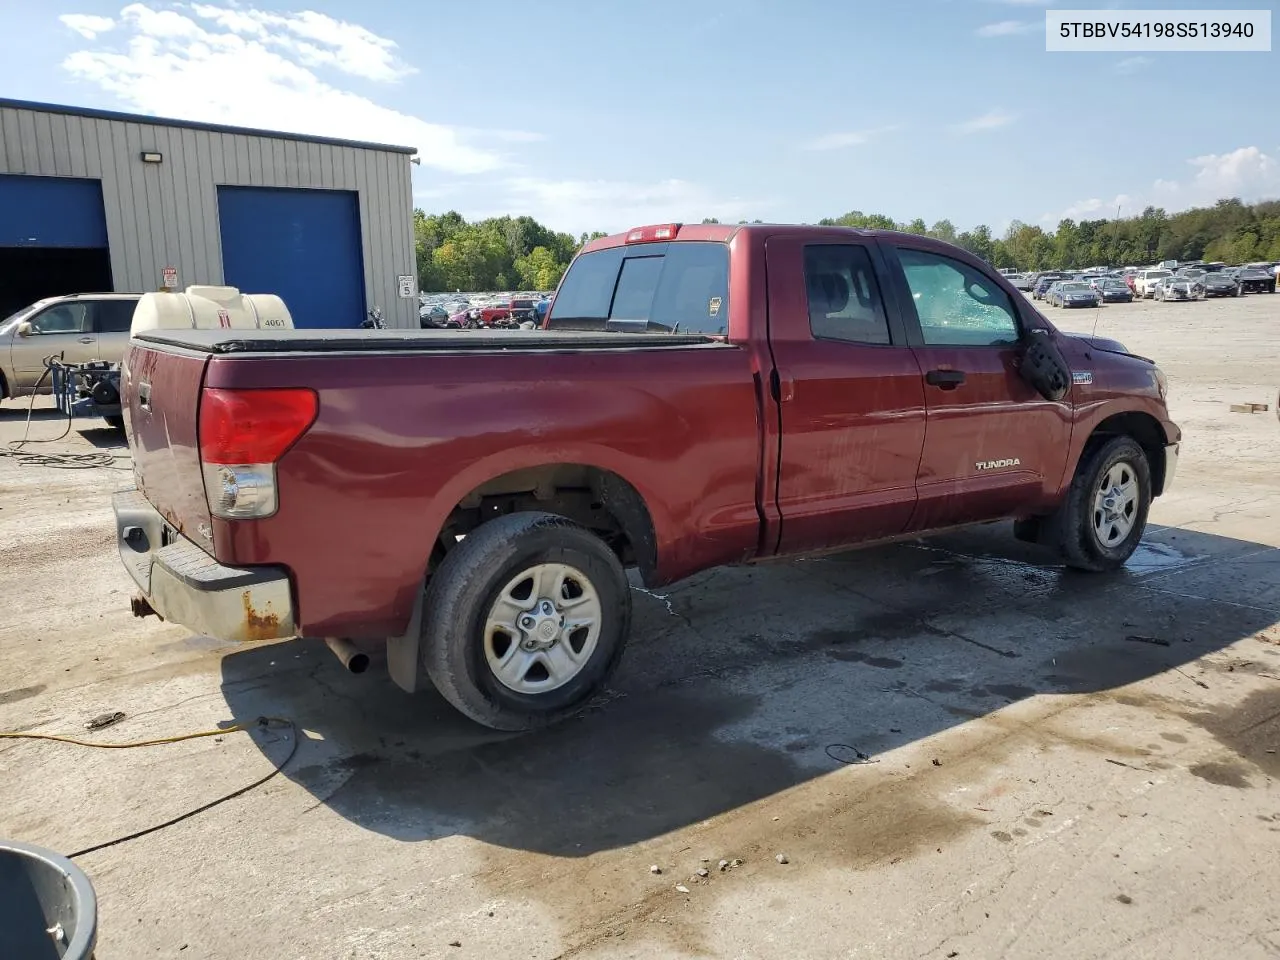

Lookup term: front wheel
[420,511,631,731]
[1049,436,1152,572]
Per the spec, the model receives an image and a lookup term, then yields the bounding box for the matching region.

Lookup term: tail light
[625,223,681,244]
[198,388,317,519]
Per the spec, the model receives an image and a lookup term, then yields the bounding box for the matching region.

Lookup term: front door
[882,244,1072,530]
[9,300,99,392]
[765,235,926,555]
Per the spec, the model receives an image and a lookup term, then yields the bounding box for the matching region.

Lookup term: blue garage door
[0,175,108,247]
[217,186,365,328]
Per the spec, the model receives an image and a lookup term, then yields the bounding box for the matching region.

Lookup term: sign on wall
[162,266,178,289]
[397,275,415,299]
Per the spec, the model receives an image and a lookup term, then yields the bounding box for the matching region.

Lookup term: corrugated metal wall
[0,104,418,328]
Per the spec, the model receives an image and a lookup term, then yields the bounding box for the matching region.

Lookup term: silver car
[1153,276,1206,302]
[0,294,139,400]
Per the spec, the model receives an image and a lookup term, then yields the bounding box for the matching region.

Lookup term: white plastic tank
[130,285,293,334]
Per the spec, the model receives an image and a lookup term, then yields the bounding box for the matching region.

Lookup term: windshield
[1146,271,1171,279]
[1060,283,1089,292]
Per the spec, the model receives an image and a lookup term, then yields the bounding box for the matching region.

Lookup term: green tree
[515,246,566,290]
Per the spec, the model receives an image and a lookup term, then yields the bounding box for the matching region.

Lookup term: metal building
[0,99,419,328]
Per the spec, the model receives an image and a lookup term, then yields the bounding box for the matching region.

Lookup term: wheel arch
[387,454,662,696]
[1085,411,1169,495]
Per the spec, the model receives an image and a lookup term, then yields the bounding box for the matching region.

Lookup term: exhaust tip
[323,636,370,675]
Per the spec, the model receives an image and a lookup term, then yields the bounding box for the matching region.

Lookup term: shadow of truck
[220,520,1280,857]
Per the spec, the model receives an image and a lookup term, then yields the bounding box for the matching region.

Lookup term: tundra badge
[975,458,1021,471]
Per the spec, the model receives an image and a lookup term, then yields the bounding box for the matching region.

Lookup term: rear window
[546,241,729,335]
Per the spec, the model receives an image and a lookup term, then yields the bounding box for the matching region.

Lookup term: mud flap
[386,586,426,693]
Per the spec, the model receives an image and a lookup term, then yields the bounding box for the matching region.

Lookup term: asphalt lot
[2,293,1279,959]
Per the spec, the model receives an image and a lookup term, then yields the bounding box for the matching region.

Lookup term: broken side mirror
[1018,328,1070,402]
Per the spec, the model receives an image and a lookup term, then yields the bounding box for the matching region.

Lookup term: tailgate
[124,342,214,553]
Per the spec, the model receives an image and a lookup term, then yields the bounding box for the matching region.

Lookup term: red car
[477,297,539,326]
[114,223,1179,730]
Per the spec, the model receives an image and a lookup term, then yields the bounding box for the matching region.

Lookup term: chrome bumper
[113,488,295,642]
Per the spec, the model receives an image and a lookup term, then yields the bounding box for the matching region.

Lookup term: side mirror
[16,321,33,337]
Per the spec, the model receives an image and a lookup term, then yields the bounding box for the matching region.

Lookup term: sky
[0,0,1276,236]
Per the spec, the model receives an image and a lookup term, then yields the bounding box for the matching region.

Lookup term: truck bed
[133,327,724,355]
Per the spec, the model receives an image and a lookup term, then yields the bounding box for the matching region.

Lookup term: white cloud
[1046,147,1280,222]
[1114,55,1151,74]
[59,13,115,39]
[951,109,1016,134]
[60,3,505,174]
[475,177,770,236]
[800,126,898,151]
[188,4,414,83]
[976,20,1037,37]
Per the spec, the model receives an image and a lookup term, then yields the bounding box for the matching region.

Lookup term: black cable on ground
[1,357,131,469]
[0,716,298,858]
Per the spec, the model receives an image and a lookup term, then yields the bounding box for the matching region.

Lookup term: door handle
[925,369,966,390]
[78,336,94,344]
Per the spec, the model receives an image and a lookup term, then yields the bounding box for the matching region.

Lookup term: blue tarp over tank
[217,186,365,328]
[0,175,108,248]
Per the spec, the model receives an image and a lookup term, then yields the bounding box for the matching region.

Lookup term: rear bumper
[113,488,295,642]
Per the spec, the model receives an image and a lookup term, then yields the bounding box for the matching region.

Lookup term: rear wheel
[1047,436,1151,572]
[420,511,631,731]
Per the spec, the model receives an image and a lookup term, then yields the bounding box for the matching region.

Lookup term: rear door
[9,301,98,390]
[764,235,926,554]
[882,242,1071,530]
[89,298,137,364]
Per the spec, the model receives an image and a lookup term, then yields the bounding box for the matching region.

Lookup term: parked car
[1095,278,1134,303]
[478,300,514,326]
[0,293,139,403]
[1202,272,1241,298]
[1050,281,1102,308]
[1033,275,1067,300]
[420,304,450,328]
[113,223,1180,730]
[1133,269,1173,298]
[1236,265,1277,294]
[1154,275,1206,302]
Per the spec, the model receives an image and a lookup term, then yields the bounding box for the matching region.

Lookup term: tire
[1048,436,1152,572]
[420,511,632,731]
[104,414,125,431]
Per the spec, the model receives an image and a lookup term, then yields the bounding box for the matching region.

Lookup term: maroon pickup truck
[114,223,1179,730]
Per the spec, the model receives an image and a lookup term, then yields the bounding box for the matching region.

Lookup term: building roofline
[0,98,418,155]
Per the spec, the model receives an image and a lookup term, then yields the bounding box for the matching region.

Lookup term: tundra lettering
[113,223,1181,731]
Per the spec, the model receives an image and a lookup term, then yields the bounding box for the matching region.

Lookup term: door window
[803,245,891,344]
[30,303,90,335]
[92,300,137,333]
[897,249,1020,346]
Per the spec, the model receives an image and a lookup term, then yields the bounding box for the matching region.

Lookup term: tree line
[819,198,1280,270]
[416,197,1280,291]
[414,210,604,293]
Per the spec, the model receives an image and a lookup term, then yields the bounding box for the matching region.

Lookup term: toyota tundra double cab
[113,223,1179,730]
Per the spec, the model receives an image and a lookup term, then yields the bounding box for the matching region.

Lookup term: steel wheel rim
[1093,460,1139,548]
[483,563,602,694]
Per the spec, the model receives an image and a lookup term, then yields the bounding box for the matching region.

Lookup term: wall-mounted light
[140,151,163,163]
[409,156,421,166]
